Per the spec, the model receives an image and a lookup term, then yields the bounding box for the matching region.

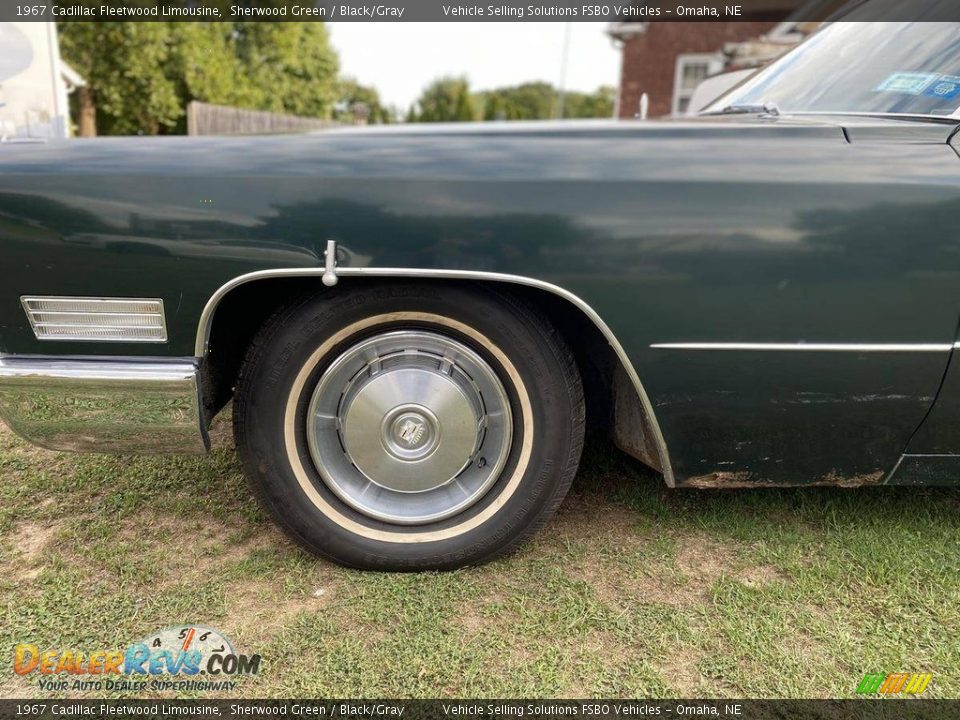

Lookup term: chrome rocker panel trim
[0,356,206,454]
[196,266,677,486]
[651,342,954,352]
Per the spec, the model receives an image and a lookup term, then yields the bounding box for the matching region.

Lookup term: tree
[229,22,339,118]
[334,77,394,124]
[169,24,260,114]
[58,21,340,135]
[58,24,182,136]
[409,77,476,123]
[473,82,616,121]
[563,86,616,119]
[476,81,555,120]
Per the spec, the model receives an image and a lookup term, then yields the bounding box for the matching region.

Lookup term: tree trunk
[76,86,96,137]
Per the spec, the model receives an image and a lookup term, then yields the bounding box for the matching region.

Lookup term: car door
[894,126,960,484]
[588,119,960,487]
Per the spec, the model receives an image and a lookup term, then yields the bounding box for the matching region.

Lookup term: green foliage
[410,78,616,123]
[477,81,556,121]
[229,23,339,118]
[476,81,616,121]
[563,85,617,119]
[170,24,263,112]
[58,24,182,135]
[334,77,395,125]
[58,21,339,135]
[59,22,614,134]
[408,76,476,123]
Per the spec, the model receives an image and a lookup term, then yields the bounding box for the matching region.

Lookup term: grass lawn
[1,416,959,699]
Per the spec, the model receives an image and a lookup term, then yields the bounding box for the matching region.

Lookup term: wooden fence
[186,101,341,136]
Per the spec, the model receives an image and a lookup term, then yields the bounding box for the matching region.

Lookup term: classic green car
[2,19,960,569]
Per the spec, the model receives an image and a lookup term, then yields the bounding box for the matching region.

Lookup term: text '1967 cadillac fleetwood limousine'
[2,15,960,569]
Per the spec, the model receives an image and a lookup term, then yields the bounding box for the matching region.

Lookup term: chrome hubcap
[306,330,513,524]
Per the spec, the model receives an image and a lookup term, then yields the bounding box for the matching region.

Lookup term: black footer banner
[5,0,960,23]
[0,700,955,720]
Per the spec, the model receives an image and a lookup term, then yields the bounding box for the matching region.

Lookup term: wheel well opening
[202,277,320,420]
[201,276,664,474]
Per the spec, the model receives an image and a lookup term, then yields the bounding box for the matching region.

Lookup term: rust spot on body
[684,471,758,489]
[813,470,885,488]
[683,469,886,489]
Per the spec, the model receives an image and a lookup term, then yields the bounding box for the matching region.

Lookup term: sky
[327,23,621,112]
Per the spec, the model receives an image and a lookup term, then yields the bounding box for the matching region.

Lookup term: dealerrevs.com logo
[14,625,260,693]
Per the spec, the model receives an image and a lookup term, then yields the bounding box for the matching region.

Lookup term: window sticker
[924,75,960,101]
[875,72,939,95]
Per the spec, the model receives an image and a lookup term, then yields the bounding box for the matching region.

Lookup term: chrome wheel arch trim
[196,266,676,486]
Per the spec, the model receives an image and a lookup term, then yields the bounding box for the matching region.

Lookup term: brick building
[607,1,840,118]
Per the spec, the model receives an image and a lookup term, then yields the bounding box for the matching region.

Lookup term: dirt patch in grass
[659,649,703,696]
[7,519,63,581]
[674,535,787,595]
[550,487,646,545]
[551,490,692,608]
[111,513,296,582]
[113,511,341,645]
[456,589,509,640]
[562,517,788,610]
[538,490,658,606]
[222,576,338,644]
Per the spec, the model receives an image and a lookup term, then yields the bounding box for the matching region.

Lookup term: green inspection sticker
[875,72,939,95]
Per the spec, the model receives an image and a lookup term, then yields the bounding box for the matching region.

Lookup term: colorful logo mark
[13,625,260,692]
[856,672,932,695]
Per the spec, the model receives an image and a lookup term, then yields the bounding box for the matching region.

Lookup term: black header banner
[0,700,957,720]
[3,0,960,23]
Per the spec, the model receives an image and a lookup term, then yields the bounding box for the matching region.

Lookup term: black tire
[233,282,585,571]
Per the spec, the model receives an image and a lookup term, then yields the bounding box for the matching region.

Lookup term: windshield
[705,22,960,117]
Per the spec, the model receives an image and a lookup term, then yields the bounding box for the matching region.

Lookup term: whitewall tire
[233,282,585,570]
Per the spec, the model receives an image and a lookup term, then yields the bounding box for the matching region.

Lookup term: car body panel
[2,117,960,485]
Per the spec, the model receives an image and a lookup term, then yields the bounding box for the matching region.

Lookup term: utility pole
[556,22,571,119]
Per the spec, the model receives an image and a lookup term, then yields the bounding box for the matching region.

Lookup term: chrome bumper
[0,356,207,454]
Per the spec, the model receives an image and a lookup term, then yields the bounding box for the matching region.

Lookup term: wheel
[233,282,585,570]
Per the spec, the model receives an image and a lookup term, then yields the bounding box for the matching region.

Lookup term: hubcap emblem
[397,418,426,448]
[381,406,441,462]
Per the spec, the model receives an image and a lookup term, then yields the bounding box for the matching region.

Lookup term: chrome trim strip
[893,453,960,458]
[0,356,206,454]
[21,296,168,343]
[651,342,953,352]
[195,266,676,486]
[884,454,904,484]
[757,111,960,122]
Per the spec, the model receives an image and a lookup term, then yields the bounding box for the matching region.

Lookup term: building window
[673,54,723,116]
